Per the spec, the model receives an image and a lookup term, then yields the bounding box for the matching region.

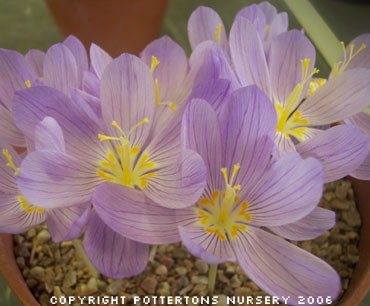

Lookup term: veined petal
[35,117,66,153]
[42,43,79,96]
[179,225,235,264]
[244,153,323,227]
[231,227,340,305]
[268,30,315,105]
[0,49,36,110]
[25,49,45,77]
[258,1,277,24]
[187,6,228,51]
[47,202,91,242]
[0,105,25,146]
[90,43,113,79]
[142,149,207,209]
[70,87,102,125]
[100,54,155,148]
[296,125,370,183]
[13,86,108,162]
[182,99,222,197]
[269,207,335,241]
[0,144,21,193]
[343,34,370,70]
[63,35,88,85]
[0,193,47,234]
[298,68,370,125]
[84,212,149,279]
[141,35,188,103]
[346,112,370,134]
[235,4,267,38]
[93,183,180,244]
[17,150,101,208]
[219,86,276,192]
[229,17,271,96]
[82,71,100,98]
[266,12,289,42]
[274,131,296,156]
[351,150,370,180]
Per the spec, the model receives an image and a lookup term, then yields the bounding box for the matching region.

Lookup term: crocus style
[93,86,340,304]
[0,35,89,147]
[13,53,206,278]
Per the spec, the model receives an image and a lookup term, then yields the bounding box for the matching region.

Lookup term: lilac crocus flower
[13,53,206,278]
[0,119,89,242]
[0,35,88,147]
[92,86,340,304]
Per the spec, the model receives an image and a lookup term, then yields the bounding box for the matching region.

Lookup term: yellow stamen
[2,149,20,176]
[332,42,366,77]
[214,23,222,45]
[25,80,31,88]
[155,78,177,112]
[150,56,160,73]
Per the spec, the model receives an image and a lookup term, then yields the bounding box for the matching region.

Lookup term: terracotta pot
[44,0,169,57]
[1,178,369,305]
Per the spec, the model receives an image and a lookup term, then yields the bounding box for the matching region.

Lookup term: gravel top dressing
[13,179,361,306]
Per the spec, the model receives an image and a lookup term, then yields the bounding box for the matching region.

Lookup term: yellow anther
[2,149,20,176]
[200,198,212,205]
[25,80,31,88]
[169,103,176,111]
[212,190,219,199]
[265,24,270,35]
[112,121,126,137]
[150,56,160,73]
[230,163,240,185]
[18,195,44,214]
[214,23,222,45]
[155,79,177,112]
[332,42,366,77]
[130,146,140,155]
[98,134,119,142]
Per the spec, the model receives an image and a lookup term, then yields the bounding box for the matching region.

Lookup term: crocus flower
[92,86,340,304]
[0,118,89,242]
[0,35,88,147]
[13,54,206,278]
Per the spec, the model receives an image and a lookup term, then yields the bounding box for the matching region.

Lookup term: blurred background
[0,0,369,305]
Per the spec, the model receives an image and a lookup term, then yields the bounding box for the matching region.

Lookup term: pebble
[106,280,125,295]
[16,256,25,269]
[191,275,208,285]
[230,275,242,288]
[29,266,45,282]
[173,247,188,259]
[26,228,37,239]
[190,284,208,296]
[140,276,157,294]
[195,259,208,274]
[62,270,77,288]
[342,208,361,227]
[155,264,168,276]
[331,199,350,210]
[86,277,98,294]
[156,281,170,296]
[175,267,188,276]
[158,254,174,269]
[235,287,253,296]
[36,230,51,244]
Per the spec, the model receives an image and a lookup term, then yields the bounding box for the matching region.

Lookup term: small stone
[106,280,125,295]
[39,293,50,306]
[191,275,208,285]
[230,275,242,288]
[184,259,194,270]
[179,284,193,295]
[235,287,253,296]
[342,208,361,227]
[97,280,107,291]
[62,270,77,288]
[347,244,358,255]
[323,192,333,201]
[158,254,174,269]
[173,247,188,259]
[29,266,45,282]
[26,278,38,289]
[26,228,37,239]
[155,264,168,276]
[16,256,25,269]
[156,281,170,296]
[247,281,260,291]
[331,199,350,210]
[140,276,157,294]
[37,230,51,244]
[190,284,208,296]
[225,265,236,276]
[44,269,56,284]
[195,259,208,274]
[328,244,342,257]
[86,277,98,294]
[175,267,188,276]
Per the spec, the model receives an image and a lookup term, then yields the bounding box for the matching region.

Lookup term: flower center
[97,119,156,189]
[2,149,44,214]
[196,164,251,240]
[275,59,319,140]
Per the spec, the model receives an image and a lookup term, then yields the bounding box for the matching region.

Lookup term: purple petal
[84,212,149,279]
[229,17,271,96]
[63,35,88,85]
[0,144,21,193]
[346,111,370,134]
[258,1,277,24]
[351,150,370,180]
[90,43,113,79]
[187,6,228,51]
[141,35,188,103]
[81,71,100,97]
[266,12,289,42]
[268,30,315,105]
[274,131,296,156]
[299,68,370,125]
[17,150,101,208]
[0,49,36,109]
[231,226,340,305]
[142,149,207,209]
[182,99,222,197]
[34,117,66,152]
[179,226,235,264]
[0,105,25,146]
[218,86,276,192]
[343,34,370,70]
[100,53,155,148]
[70,87,102,124]
[0,193,47,234]
[243,152,323,227]
[93,182,181,244]
[47,202,91,242]
[25,49,45,77]
[296,125,370,183]
[269,207,335,241]
[235,4,267,38]
[13,86,107,162]
[42,43,79,96]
